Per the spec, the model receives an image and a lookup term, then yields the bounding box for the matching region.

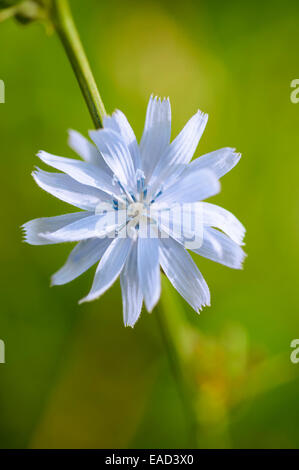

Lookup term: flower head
[23,95,246,327]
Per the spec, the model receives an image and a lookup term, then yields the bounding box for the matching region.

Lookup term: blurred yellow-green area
[0,0,299,449]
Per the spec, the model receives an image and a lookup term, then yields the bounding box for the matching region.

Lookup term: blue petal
[103,110,141,170]
[52,237,112,285]
[149,109,208,195]
[33,168,110,210]
[140,95,171,180]
[89,128,136,193]
[137,220,161,312]
[120,242,143,327]
[22,212,92,245]
[159,236,210,312]
[80,235,133,303]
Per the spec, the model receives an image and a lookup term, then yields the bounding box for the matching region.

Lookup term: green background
[0,0,299,448]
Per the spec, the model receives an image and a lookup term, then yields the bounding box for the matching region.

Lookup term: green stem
[51,0,106,129]
[157,278,198,447]
[156,307,198,447]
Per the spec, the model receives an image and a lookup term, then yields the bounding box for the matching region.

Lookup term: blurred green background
[0,0,299,449]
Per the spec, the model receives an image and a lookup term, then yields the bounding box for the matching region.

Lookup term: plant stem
[156,308,197,447]
[157,281,198,447]
[51,0,106,129]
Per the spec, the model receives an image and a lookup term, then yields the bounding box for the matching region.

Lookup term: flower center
[127,202,145,219]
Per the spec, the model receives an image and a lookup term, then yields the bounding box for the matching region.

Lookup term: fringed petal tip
[200,295,211,311]
[222,247,246,270]
[21,221,42,245]
[194,299,211,314]
[124,315,140,328]
[197,302,211,315]
[196,109,209,123]
[237,224,247,246]
[238,249,247,270]
[20,224,29,243]
[230,151,242,172]
[31,166,43,179]
[149,93,170,104]
[233,151,242,162]
[21,224,46,245]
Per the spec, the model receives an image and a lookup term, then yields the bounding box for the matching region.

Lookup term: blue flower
[23,95,246,327]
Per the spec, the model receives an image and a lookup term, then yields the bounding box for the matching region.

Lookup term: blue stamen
[150,188,163,204]
[118,180,125,193]
[136,168,145,194]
